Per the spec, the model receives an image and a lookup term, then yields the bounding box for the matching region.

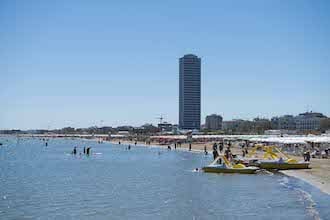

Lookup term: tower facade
[179,54,201,130]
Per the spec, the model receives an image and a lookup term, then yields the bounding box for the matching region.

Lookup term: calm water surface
[0,137,329,220]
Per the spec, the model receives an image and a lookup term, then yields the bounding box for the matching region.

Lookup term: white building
[295,112,327,131]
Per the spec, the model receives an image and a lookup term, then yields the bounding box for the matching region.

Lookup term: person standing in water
[128,145,131,150]
[86,147,91,155]
[83,147,86,154]
[213,149,219,160]
[204,146,208,155]
[73,147,77,155]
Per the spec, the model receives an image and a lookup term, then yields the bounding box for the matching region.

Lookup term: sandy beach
[108,138,330,195]
[280,158,330,195]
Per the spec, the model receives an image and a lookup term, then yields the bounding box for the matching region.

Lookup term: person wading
[213,149,219,161]
[72,147,77,155]
[86,147,91,155]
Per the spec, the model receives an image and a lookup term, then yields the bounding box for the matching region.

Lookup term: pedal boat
[245,145,310,170]
[258,158,310,170]
[202,156,259,174]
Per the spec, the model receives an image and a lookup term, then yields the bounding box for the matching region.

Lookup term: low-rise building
[271,115,296,130]
[295,112,327,131]
[158,122,173,132]
[222,119,253,133]
[205,114,223,130]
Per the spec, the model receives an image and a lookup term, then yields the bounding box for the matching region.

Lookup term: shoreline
[279,157,330,196]
[106,139,205,154]
[16,136,328,196]
[280,170,330,195]
[106,139,330,195]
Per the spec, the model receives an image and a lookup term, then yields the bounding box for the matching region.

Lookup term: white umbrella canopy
[150,135,330,144]
[248,136,330,144]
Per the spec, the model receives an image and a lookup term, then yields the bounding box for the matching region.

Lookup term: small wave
[278,176,290,187]
[278,177,321,220]
[256,169,273,176]
[296,189,320,220]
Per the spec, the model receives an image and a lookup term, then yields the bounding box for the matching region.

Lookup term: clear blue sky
[1,0,329,129]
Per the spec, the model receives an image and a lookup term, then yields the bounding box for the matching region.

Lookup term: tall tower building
[179,54,201,130]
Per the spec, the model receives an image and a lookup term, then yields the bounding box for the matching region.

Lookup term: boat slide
[202,155,259,174]
[244,145,310,170]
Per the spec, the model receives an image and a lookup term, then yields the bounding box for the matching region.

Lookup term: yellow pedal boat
[246,145,310,170]
[202,155,259,174]
[258,159,310,170]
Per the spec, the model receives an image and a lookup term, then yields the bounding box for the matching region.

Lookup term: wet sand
[280,159,330,195]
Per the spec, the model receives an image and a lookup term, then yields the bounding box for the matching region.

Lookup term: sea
[0,136,329,220]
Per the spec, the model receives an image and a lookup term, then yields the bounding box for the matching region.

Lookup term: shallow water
[0,137,329,220]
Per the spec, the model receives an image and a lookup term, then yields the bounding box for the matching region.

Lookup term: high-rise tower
[179,54,201,130]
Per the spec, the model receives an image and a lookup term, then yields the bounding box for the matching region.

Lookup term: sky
[0,0,330,130]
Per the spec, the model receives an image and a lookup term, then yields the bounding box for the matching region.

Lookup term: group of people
[311,148,330,159]
[241,146,249,157]
[210,142,233,162]
[157,142,183,150]
[41,138,48,147]
[72,146,91,155]
[325,148,330,158]
[212,142,224,153]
